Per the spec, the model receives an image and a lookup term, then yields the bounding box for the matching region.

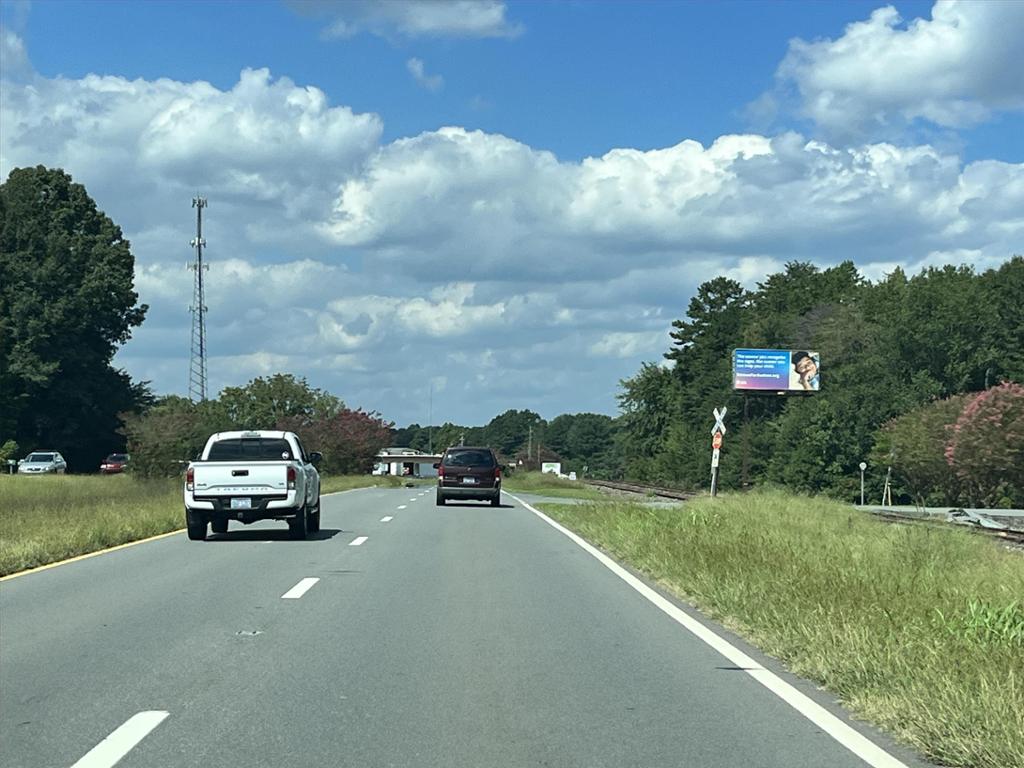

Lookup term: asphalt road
[0,487,930,768]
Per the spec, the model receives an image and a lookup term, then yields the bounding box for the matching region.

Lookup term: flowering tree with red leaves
[279,409,393,476]
[945,382,1024,507]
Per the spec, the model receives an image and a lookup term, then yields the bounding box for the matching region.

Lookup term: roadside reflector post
[710,407,727,498]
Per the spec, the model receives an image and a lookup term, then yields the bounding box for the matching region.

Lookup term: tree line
[615,259,1024,506]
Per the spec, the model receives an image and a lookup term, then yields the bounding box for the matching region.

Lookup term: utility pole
[428,382,433,454]
[188,196,209,402]
[528,424,533,464]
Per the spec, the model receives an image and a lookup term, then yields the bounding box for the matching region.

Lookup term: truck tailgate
[193,462,289,496]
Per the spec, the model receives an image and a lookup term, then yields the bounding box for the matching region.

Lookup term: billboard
[733,348,820,392]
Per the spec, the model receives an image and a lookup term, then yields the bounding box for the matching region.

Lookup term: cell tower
[188,196,209,401]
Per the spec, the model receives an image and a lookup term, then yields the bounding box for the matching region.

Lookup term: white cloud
[4,36,1022,426]
[406,58,443,92]
[772,1,1024,139]
[299,0,522,40]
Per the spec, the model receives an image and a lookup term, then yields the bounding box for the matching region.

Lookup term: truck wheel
[289,505,308,540]
[211,518,228,534]
[436,489,446,506]
[186,509,207,541]
[309,496,321,533]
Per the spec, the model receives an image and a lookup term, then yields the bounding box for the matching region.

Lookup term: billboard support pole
[741,394,750,487]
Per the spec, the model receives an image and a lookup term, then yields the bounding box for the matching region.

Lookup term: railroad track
[584,479,1024,547]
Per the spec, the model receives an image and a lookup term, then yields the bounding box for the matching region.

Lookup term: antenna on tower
[188,196,209,402]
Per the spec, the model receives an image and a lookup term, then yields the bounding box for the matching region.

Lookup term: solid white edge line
[506,492,909,768]
[380,516,393,522]
[349,536,368,546]
[71,710,169,768]
[281,577,320,599]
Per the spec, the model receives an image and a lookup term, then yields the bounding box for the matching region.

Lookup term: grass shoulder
[502,471,606,500]
[538,489,1024,768]
[0,473,395,577]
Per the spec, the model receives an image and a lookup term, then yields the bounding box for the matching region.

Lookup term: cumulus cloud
[406,58,443,92]
[770,1,1024,139]
[1,64,382,248]
[295,0,522,40]
[3,36,1022,425]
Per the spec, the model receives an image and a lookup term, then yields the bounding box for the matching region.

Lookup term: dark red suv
[435,447,502,506]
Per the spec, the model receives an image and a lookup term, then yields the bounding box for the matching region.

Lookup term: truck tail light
[287,466,296,490]
[186,467,194,491]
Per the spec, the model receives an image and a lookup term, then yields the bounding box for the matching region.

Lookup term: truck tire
[289,504,308,540]
[308,496,321,533]
[186,509,207,541]
[211,518,228,534]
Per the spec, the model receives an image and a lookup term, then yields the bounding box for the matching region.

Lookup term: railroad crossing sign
[711,407,727,436]
[710,406,727,498]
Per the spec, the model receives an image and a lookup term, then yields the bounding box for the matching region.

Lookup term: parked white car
[18,451,68,475]
[184,430,322,541]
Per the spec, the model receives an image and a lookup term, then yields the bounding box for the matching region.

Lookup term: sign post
[858,461,867,506]
[710,407,727,498]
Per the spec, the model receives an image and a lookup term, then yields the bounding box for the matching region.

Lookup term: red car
[100,453,130,474]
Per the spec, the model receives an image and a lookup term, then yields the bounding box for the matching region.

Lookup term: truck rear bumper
[185,492,303,523]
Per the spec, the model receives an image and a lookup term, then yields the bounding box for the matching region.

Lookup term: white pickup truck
[184,430,322,541]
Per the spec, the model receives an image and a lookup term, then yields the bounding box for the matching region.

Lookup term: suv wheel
[490,492,500,507]
[436,489,446,506]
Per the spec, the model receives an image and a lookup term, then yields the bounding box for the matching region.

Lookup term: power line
[188,196,209,402]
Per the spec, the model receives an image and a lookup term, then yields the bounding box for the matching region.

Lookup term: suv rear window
[442,449,495,468]
[207,438,293,461]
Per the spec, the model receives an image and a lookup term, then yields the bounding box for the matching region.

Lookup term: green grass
[0,473,392,576]
[0,474,183,576]
[319,474,404,494]
[540,489,1024,768]
[502,470,606,500]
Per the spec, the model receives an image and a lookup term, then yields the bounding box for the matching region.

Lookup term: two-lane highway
[1,487,927,767]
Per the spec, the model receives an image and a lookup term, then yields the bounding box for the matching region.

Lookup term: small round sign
[712,432,723,449]
[859,461,867,471]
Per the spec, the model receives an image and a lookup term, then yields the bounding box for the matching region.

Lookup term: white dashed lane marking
[350,536,368,546]
[380,516,393,523]
[397,505,407,510]
[281,578,319,599]
[71,711,169,768]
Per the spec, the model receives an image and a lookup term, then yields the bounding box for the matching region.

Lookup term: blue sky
[2,1,1022,426]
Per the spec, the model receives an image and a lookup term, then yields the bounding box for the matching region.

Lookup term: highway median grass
[0,473,390,576]
[540,490,1024,768]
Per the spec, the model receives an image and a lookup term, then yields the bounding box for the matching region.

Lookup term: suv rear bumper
[438,483,500,501]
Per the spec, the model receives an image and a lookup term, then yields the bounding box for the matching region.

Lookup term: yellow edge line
[0,528,184,582]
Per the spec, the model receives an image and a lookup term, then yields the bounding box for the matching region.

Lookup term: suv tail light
[287,466,297,490]
[494,466,501,479]
[437,465,445,478]
[186,467,194,491]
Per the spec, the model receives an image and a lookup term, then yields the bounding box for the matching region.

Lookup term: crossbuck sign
[711,407,727,436]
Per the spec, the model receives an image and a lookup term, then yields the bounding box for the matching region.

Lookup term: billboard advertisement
[733,349,820,392]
